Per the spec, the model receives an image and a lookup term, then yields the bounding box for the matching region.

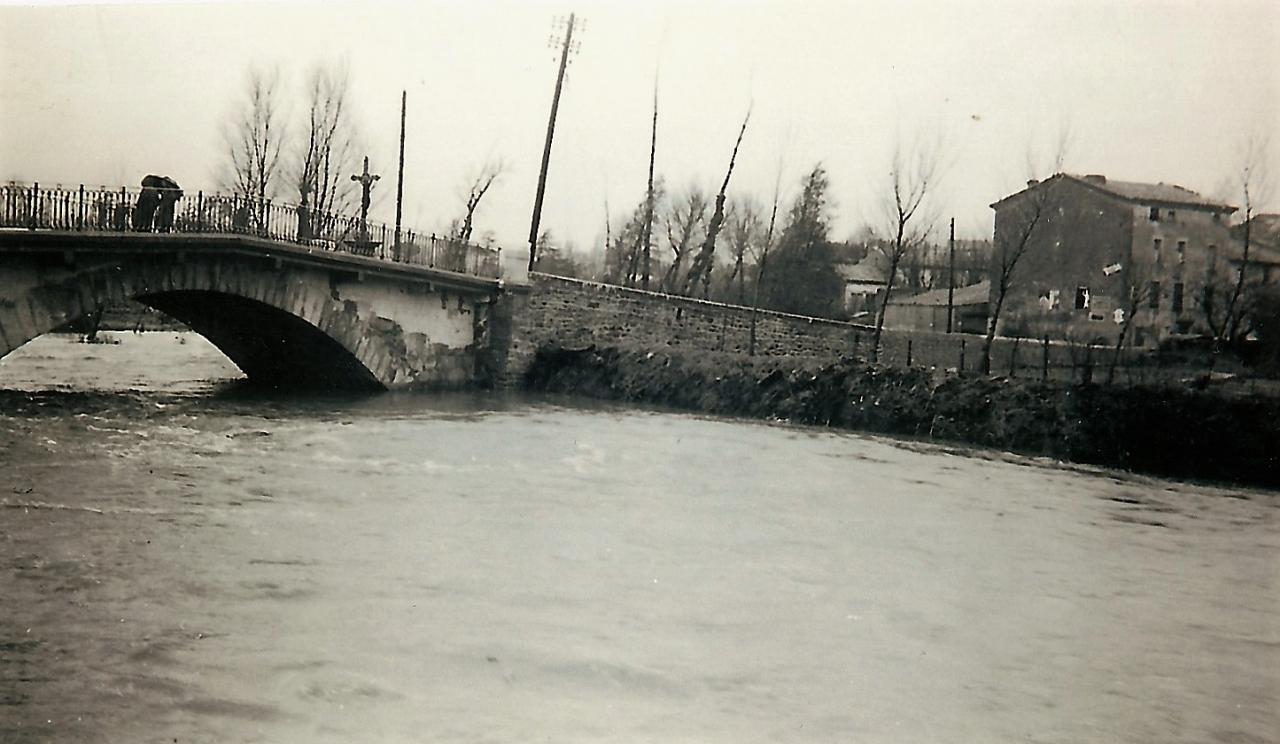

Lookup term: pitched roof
[835,251,890,284]
[991,173,1237,212]
[1070,175,1234,211]
[1234,213,1280,247]
[893,280,991,307]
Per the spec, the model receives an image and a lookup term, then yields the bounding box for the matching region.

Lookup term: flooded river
[1,333,1277,743]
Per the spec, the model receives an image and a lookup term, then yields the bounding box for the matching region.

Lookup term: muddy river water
[1,332,1276,743]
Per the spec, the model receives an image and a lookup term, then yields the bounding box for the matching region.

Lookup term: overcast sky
[2,0,1278,253]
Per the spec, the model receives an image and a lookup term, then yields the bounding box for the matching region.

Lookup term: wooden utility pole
[395,90,406,257]
[528,12,578,271]
[946,217,956,333]
[641,79,657,290]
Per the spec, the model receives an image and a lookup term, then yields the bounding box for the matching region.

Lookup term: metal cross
[351,156,380,224]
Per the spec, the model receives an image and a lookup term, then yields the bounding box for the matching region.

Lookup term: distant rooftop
[893,280,990,307]
[1237,213,1280,245]
[1228,214,1280,265]
[835,251,890,284]
[993,173,1237,212]
[1066,174,1235,211]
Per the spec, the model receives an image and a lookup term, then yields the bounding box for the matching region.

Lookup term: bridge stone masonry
[1,182,531,390]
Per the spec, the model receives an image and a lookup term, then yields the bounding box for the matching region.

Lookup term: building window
[1149,281,1161,309]
[1177,240,1186,264]
[1149,206,1160,221]
[1172,282,1184,312]
[1168,209,1177,222]
[1153,238,1162,263]
[1075,286,1090,310]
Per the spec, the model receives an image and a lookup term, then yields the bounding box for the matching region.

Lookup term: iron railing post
[196,191,204,232]
[78,184,85,230]
[29,182,37,229]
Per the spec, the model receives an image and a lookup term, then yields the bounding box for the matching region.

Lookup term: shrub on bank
[524,345,1280,489]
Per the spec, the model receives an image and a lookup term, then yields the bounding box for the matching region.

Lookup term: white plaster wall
[332,276,475,348]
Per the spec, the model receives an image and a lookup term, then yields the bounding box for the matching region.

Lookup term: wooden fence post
[1041,335,1050,381]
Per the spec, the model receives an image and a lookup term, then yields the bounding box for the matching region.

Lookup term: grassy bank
[524,346,1280,490]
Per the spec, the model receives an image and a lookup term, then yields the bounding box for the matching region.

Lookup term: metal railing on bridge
[1,181,502,280]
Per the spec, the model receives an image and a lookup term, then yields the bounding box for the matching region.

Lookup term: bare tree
[683,106,752,297]
[223,65,286,222]
[613,179,666,288]
[1107,263,1156,383]
[454,159,505,243]
[659,187,708,293]
[873,132,943,359]
[1207,132,1274,357]
[723,196,763,304]
[294,62,359,228]
[748,161,786,355]
[981,132,1070,374]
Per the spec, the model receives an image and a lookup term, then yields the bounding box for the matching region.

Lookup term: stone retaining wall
[497,272,1152,385]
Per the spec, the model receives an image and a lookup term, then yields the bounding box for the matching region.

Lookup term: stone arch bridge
[0,184,527,389]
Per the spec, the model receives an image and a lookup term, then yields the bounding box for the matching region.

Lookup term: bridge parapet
[2,181,502,280]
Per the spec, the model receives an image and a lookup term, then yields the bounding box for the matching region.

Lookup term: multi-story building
[989,173,1240,347]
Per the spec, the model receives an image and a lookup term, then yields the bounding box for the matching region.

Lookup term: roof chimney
[1026,179,1039,188]
[1083,174,1107,185]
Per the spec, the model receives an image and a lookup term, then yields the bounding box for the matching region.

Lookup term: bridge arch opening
[137,291,383,390]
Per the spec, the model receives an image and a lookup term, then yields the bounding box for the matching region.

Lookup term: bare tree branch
[683,104,752,297]
[222,65,286,222]
[724,196,763,304]
[455,159,505,242]
[981,130,1071,373]
[872,129,944,359]
[1217,132,1274,347]
[659,186,708,293]
[294,61,359,224]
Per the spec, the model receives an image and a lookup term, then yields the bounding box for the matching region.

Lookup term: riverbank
[524,346,1280,489]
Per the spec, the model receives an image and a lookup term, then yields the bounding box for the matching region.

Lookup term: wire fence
[1,181,502,279]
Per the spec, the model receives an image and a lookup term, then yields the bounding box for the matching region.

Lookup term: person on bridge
[132,175,166,231]
[296,188,313,241]
[154,176,183,232]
